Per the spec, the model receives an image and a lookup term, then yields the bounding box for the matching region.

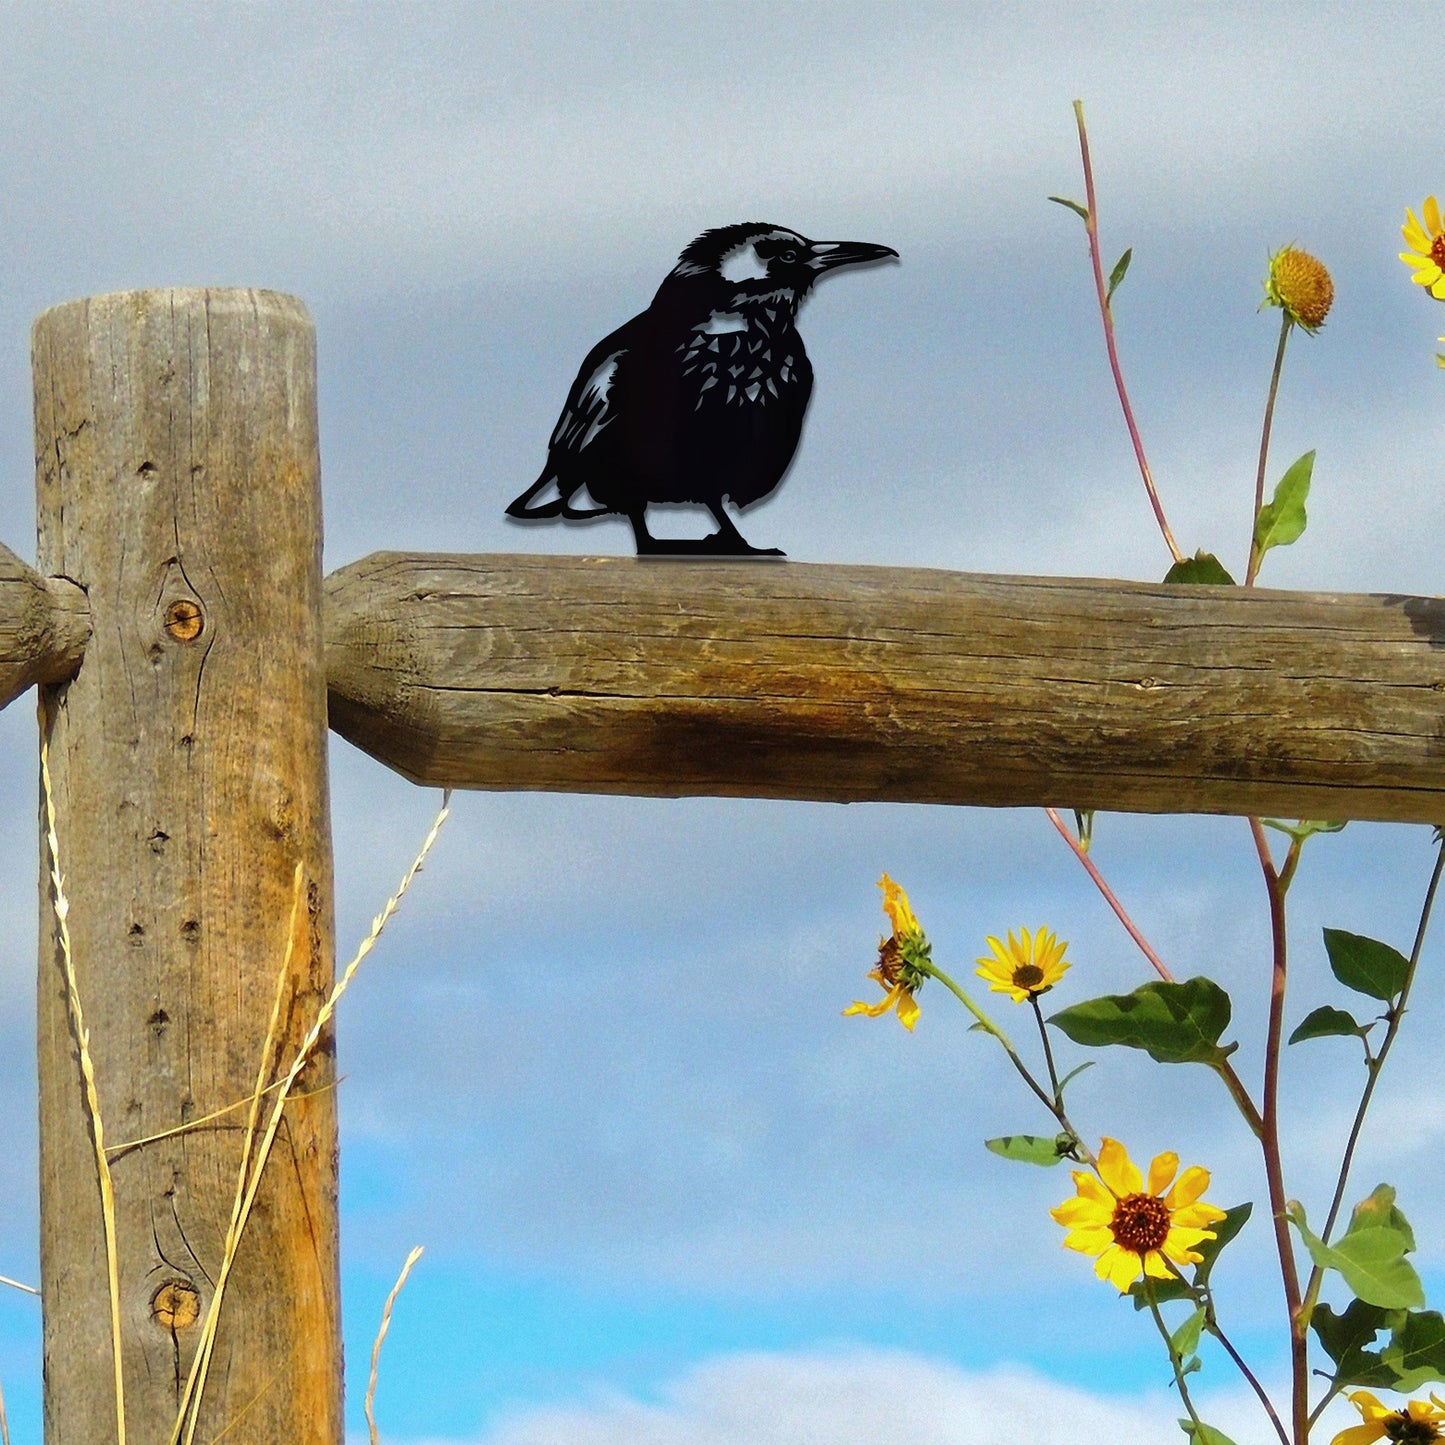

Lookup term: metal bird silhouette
[505,222,897,556]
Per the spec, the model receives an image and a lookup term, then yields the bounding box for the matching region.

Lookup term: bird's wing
[506,321,644,520]
[547,313,649,460]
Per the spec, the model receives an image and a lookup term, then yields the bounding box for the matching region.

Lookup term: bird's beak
[805,240,899,273]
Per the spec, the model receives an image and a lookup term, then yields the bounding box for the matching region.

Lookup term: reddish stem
[1249,817,1308,1445]
[1045,808,1263,1138]
[1045,808,1171,982]
[1072,100,1182,565]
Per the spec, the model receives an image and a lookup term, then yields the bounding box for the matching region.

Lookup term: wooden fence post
[32,289,340,1442]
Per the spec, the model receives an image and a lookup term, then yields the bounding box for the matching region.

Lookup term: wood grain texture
[0,539,88,706]
[34,290,340,1443]
[325,552,1445,824]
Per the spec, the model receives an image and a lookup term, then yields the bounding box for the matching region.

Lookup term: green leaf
[1348,1185,1416,1252]
[1180,1422,1239,1445]
[1262,817,1348,843]
[985,1133,1072,1167]
[1288,1005,1364,1045]
[1289,1203,1423,1309]
[1332,1229,1424,1310]
[1106,247,1132,303]
[1383,1309,1445,1393]
[1193,1202,1252,1287]
[1171,1304,1206,1363]
[1048,194,1089,223]
[1129,1275,1192,1309]
[1252,450,1314,561]
[1324,929,1410,1002]
[1311,1299,1397,1388]
[1163,551,1236,586]
[1049,977,1236,1067]
[1056,1060,1095,1093]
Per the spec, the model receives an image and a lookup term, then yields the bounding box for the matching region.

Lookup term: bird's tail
[505,473,608,520]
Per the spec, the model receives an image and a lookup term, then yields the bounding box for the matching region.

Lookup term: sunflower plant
[846,103,1445,1445]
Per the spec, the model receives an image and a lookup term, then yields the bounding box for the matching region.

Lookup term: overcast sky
[2,5,1444,1443]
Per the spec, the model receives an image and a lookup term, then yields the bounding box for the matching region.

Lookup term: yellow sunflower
[844,874,929,1031]
[1051,1137,1226,1292]
[1332,1389,1445,1445]
[1401,197,1445,301]
[1264,244,1334,332]
[975,926,1070,1003]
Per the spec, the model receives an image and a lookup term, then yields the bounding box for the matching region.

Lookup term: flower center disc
[1386,1413,1443,1443]
[1110,1192,1171,1255]
[1012,963,1045,990]
[1433,235,1445,269]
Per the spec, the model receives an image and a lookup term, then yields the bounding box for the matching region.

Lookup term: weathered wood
[34,290,340,1442]
[0,539,88,706]
[325,552,1445,824]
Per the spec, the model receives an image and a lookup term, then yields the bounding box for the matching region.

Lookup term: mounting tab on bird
[505,223,897,557]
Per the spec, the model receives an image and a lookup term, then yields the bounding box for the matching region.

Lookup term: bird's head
[669,223,897,316]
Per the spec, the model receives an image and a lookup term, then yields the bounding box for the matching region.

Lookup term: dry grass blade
[107,1076,340,1160]
[39,714,126,1445]
[365,1246,425,1445]
[175,791,452,1445]
[173,863,307,1445]
[0,1276,36,1297]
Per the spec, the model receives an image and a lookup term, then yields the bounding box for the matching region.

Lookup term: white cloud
[360,1349,1276,1445]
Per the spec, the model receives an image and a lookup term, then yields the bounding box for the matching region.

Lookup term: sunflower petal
[895,989,921,1031]
[1164,1164,1211,1210]
[1059,1225,1114,1255]
[1051,1197,1109,1229]
[1102,1245,1143,1291]
[1142,1250,1174,1280]
[878,874,917,938]
[1097,1138,1141,1197]
[1147,1151,1180,1196]
[1329,1423,1388,1445]
[1426,195,1441,235]
[844,989,897,1018]
[1171,1201,1227,1231]
[1072,1171,1113,1207]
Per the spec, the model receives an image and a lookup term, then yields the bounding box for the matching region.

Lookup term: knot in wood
[150,1279,200,1330]
[163,598,204,642]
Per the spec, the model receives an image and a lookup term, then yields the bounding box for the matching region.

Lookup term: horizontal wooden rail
[0,540,88,707]
[323,552,1445,824]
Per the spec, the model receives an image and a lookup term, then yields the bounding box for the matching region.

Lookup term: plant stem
[1145,1285,1206,1434]
[924,960,1091,1163]
[1249,817,1308,1445]
[922,961,1057,1117]
[1030,993,1063,1104]
[1301,835,1445,1324]
[1247,313,1292,586]
[1071,99,1182,565]
[1044,806,1264,1138]
[1206,1312,1292,1445]
[1044,808,1172,982]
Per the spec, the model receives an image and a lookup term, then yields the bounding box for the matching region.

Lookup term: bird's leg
[701,502,785,557]
[627,508,670,555]
[628,503,785,558]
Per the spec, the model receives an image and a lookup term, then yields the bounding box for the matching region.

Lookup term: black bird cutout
[505,223,897,556]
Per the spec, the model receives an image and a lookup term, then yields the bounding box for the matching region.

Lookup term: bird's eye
[779,248,798,264]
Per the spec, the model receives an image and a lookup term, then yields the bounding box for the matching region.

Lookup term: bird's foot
[634,532,785,558]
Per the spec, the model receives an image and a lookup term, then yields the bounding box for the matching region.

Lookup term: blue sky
[2,5,1445,1442]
